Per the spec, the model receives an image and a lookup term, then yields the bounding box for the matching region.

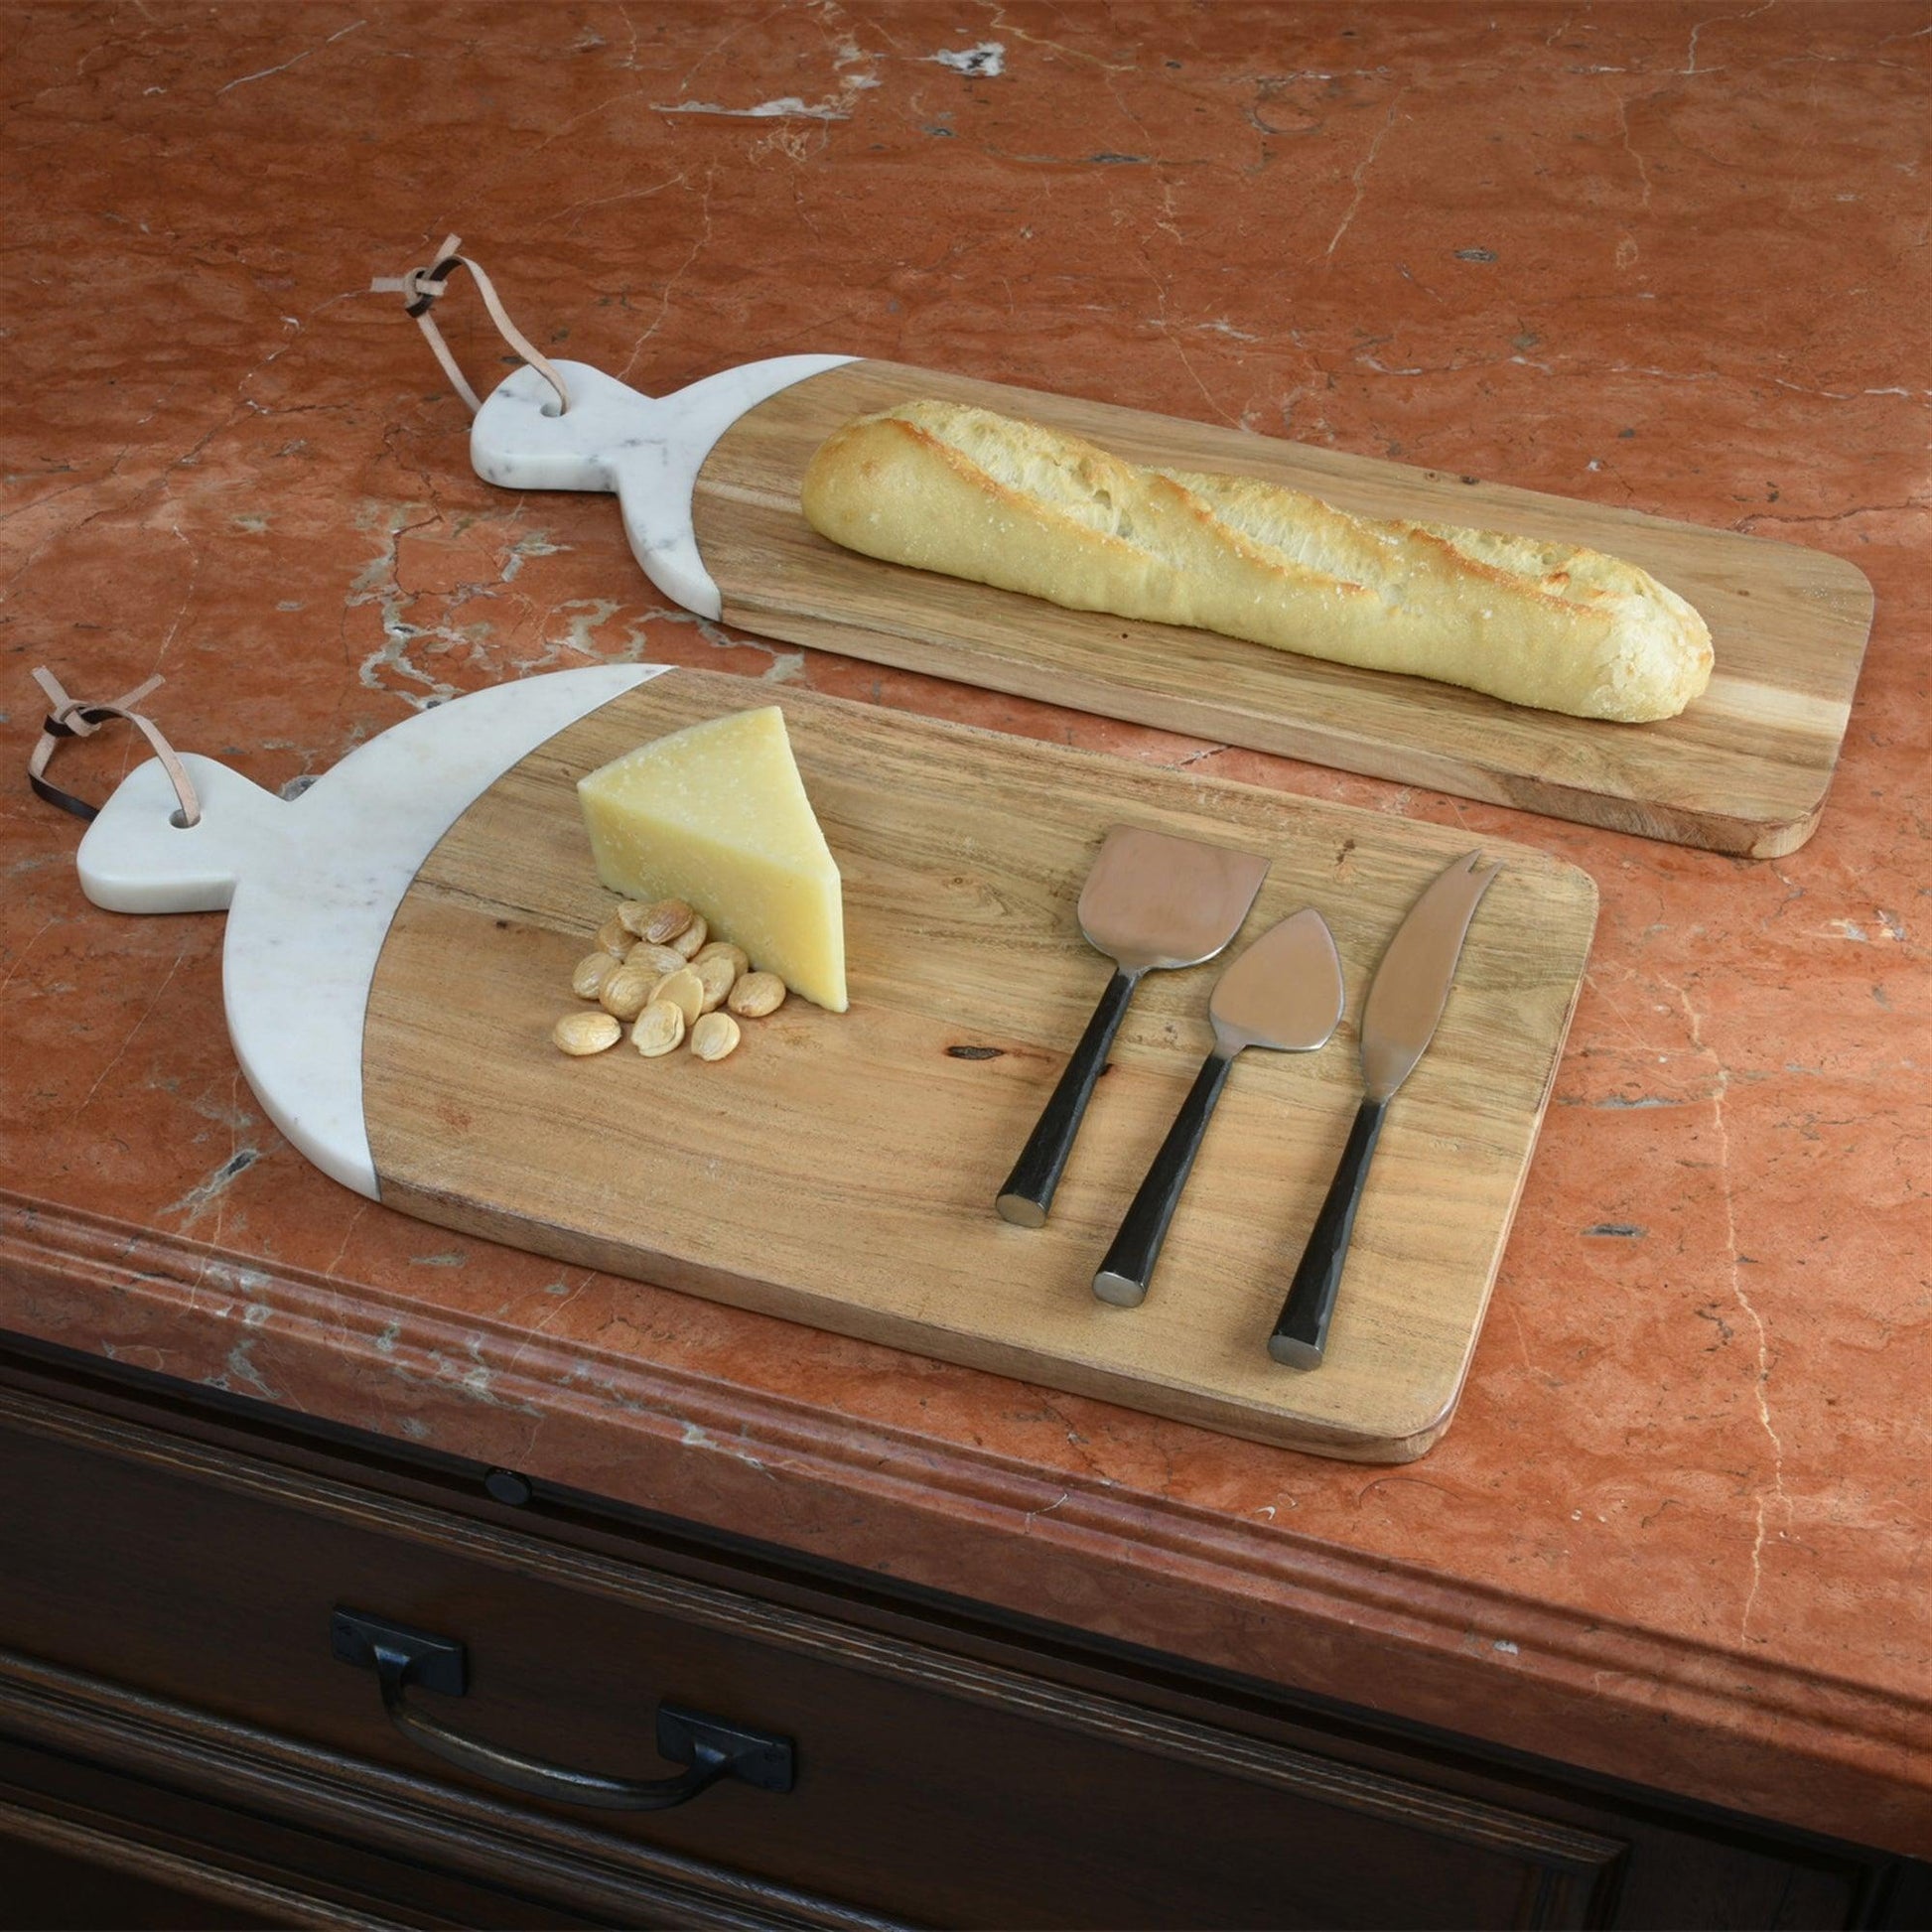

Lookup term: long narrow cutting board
[471,356,1873,859]
[352,668,1594,1462]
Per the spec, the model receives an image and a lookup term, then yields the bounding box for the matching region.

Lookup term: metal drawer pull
[330,1606,795,1811]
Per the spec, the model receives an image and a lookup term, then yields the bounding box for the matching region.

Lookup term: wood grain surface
[690,360,1872,858]
[363,669,1596,1461]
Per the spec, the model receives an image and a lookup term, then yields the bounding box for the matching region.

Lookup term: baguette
[798,399,1713,723]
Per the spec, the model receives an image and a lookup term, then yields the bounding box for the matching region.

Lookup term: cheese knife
[1092,907,1343,1308]
[1268,850,1502,1369]
[997,826,1269,1228]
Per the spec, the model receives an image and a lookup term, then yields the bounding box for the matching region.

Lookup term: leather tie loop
[371,233,571,418]
[28,666,202,828]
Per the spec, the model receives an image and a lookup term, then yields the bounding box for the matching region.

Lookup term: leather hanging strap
[370,233,571,417]
[28,666,202,827]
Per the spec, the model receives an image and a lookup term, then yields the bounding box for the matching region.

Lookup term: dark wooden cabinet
[0,1340,1921,1930]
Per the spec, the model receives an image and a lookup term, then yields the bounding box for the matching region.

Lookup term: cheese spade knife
[996,826,1269,1228]
[1092,907,1343,1308]
[1269,850,1503,1369]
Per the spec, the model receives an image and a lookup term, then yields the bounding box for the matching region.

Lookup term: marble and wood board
[362,668,1597,1462]
[471,357,1874,860]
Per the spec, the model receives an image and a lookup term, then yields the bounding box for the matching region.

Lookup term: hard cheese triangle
[577,706,847,1011]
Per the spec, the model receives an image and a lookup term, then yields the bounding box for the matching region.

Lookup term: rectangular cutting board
[689,359,1873,858]
[364,669,1596,1462]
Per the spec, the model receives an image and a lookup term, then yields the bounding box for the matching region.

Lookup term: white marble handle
[72,664,661,1200]
[469,354,855,621]
[78,757,288,914]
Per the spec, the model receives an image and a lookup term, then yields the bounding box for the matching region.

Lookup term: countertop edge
[3,1190,1926,1859]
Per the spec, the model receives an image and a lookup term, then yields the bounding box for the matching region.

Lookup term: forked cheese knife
[71,665,659,1197]
[1268,850,1502,1369]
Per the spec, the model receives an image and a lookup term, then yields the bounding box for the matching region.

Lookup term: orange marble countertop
[4,1,1927,1858]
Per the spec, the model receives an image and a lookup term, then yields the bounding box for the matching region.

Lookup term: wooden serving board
[363,669,1595,1462]
[690,359,1873,858]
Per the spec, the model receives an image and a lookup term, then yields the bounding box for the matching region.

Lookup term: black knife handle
[1092,1051,1234,1308]
[997,967,1141,1227]
[1269,1096,1389,1368]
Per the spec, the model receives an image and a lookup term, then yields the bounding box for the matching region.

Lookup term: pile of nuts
[550,897,787,1064]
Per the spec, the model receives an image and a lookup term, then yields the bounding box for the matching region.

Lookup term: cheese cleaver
[1092,908,1343,1308]
[996,826,1269,1228]
[1269,850,1503,1369]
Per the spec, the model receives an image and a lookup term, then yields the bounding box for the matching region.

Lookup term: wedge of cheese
[577,707,847,1012]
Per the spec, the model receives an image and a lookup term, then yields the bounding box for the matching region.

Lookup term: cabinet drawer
[0,1395,1629,1929]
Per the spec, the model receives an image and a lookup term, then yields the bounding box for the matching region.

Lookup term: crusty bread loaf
[798,400,1714,723]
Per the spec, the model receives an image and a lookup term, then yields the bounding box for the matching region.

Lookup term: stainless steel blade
[1077,825,1270,973]
[1359,851,1502,1101]
[1208,907,1344,1056]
